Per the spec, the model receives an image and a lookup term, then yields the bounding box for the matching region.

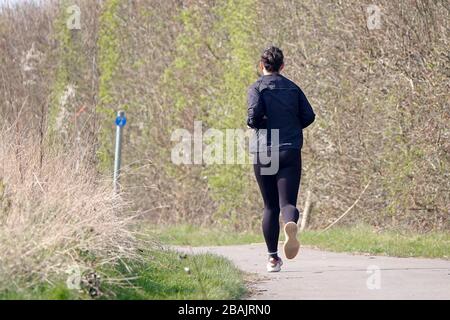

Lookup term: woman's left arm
[298,88,315,129]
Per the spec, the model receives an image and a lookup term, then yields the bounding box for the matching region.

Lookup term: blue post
[113,111,126,193]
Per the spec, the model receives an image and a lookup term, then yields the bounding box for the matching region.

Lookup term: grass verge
[0,130,246,300]
[0,249,246,300]
[152,224,449,259]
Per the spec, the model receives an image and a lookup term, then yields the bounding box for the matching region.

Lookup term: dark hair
[261,46,284,72]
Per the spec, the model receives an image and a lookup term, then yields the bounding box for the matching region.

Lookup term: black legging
[253,149,301,257]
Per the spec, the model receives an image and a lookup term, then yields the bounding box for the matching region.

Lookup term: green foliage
[159,5,212,125]
[204,0,258,225]
[158,0,260,227]
[97,0,121,170]
[383,145,421,215]
[48,1,85,141]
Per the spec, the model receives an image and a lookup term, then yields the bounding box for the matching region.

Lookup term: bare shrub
[0,128,138,291]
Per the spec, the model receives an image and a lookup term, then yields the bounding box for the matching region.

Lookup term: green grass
[153,224,450,259]
[0,249,246,300]
[0,283,87,300]
[153,224,264,246]
[301,225,449,259]
[103,250,246,300]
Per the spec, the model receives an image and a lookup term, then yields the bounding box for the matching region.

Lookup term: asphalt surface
[174,243,450,300]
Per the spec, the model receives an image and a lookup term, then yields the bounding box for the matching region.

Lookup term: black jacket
[247,73,315,153]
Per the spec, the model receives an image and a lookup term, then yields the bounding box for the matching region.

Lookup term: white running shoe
[283,221,300,259]
[267,257,283,273]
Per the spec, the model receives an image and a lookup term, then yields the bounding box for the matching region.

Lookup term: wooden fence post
[300,190,313,231]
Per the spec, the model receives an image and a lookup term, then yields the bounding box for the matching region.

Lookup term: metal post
[113,110,126,193]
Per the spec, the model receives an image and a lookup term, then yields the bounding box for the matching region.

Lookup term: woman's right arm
[247,85,266,129]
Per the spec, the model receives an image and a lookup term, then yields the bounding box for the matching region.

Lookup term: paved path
[173,243,450,300]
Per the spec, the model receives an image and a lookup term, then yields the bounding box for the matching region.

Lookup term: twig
[321,180,372,233]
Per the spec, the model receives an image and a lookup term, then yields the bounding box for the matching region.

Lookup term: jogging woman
[247,46,315,272]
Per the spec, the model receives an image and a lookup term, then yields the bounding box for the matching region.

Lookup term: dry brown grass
[0,129,139,291]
